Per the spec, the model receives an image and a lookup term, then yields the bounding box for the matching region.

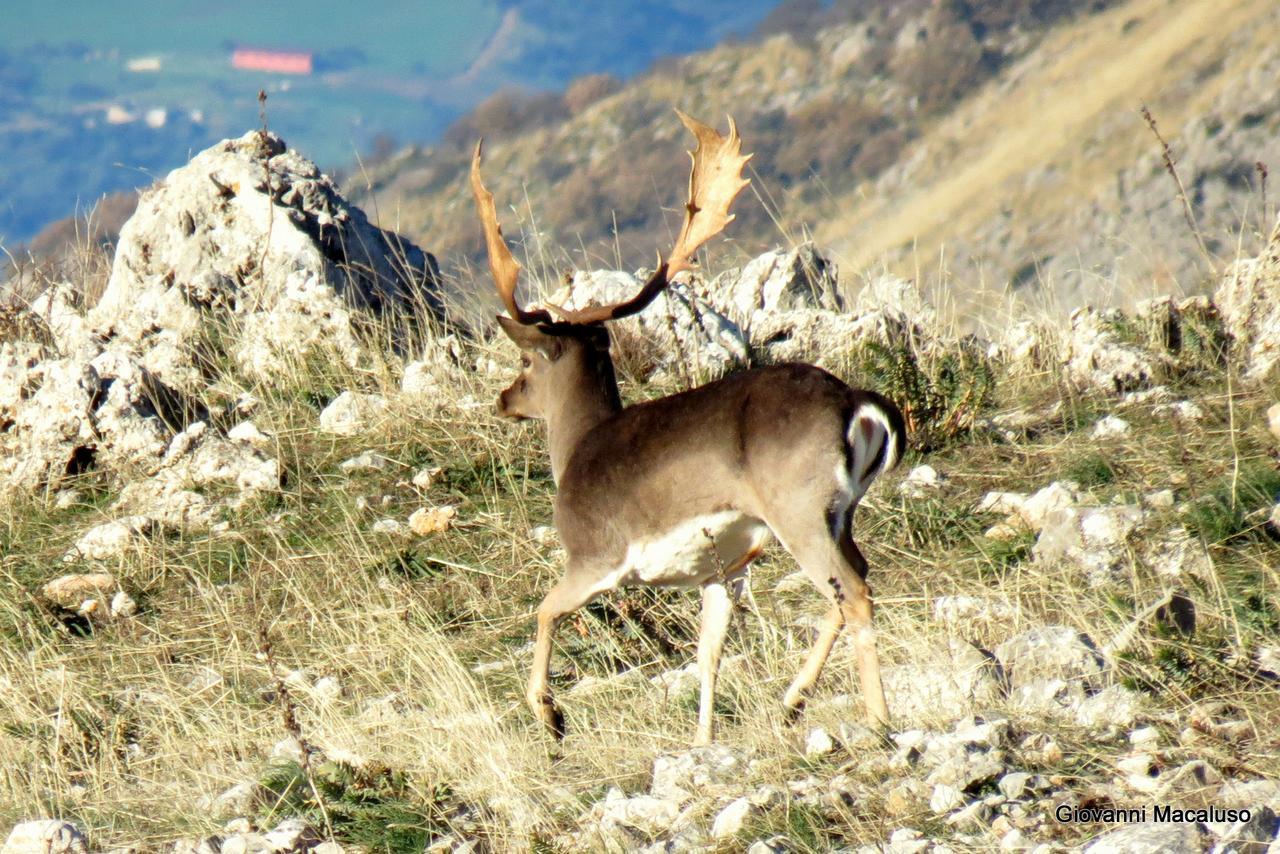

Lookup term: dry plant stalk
[1139,104,1214,273]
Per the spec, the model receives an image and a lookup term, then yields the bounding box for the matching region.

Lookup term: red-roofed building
[232,48,313,75]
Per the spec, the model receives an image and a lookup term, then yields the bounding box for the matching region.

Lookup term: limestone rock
[933,595,1018,629]
[1033,504,1147,585]
[1,820,89,854]
[898,464,949,498]
[1064,307,1159,393]
[63,517,156,562]
[1268,403,1280,443]
[408,506,456,535]
[89,131,444,390]
[1082,821,1206,853]
[650,745,746,802]
[551,271,747,379]
[881,640,1004,723]
[1090,415,1130,438]
[711,796,756,839]
[319,391,388,436]
[714,242,842,326]
[1215,219,1280,381]
[995,626,1106,690]
[580,787,684,844]
[1141,527,1213,578]
[40,573,116,606]
[1075,685,1144,730]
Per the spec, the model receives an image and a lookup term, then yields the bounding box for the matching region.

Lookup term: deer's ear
[496,316,563,360]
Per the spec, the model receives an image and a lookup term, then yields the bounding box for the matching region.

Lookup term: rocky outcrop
[711,242,842,328]
[550,270,748,379]
[1215,216,1280,380]
[89,131,445,391]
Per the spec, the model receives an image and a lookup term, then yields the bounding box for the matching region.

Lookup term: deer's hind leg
[768,507,889,728]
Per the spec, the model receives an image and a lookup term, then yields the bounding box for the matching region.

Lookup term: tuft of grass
[1182,460,1280,545]
[258,759,453,851]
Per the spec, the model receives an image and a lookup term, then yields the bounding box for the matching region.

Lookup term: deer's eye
[520,355,532,368]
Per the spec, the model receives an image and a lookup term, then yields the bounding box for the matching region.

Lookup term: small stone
[885,828,928,854]
[54,490,81,510]
[211,781,260,817]
[1128,726,1159,748]
[998,772,1032,800]
[411,466,442,489]
[898,464,948,498]
[531,525,557,546]
[711,797,755,839]
[339,451,386,472]
[977,491,1029,515]
[371,518,407,536]
[746,838,792,854]
[1091,415,1131,438]
[999,829,1027,851]
[319,391,388,436]
[885,780,927,816]
[262,819,320,852]
[930,783,965,814]
[1142,489,1175,509]
[40,572,117,610]
[1152,400,1204,421]
[805,727,834,757]
[408,505,456,535]
[63,516,157,562]
[1082,821,1206,852]
[227,421,270,448]
[984,521,1025,541]
[1268,403,1280,443]
[109,590,138,618]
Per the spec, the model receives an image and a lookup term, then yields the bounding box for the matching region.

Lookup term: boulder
[551,271,747,379]
[712,242,842,326]
[89,131,444,391]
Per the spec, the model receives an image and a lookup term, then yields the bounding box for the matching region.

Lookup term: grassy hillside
[1,238,1278,849]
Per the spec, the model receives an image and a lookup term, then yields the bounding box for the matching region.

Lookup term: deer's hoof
[782,700,806,725]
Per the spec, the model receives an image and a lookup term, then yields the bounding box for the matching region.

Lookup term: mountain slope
[357,0,1279,316]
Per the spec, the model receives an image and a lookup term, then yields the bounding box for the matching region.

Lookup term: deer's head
[472,112,752,422]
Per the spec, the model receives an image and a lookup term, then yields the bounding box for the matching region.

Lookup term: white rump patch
[848,402,899,487]
[612,511,771,588]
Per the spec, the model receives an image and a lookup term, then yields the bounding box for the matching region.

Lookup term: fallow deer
[472,112,905,745]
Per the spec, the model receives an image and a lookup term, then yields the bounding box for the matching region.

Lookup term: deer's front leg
[527,578,597,740]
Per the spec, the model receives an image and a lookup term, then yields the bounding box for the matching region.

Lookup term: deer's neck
[545,355,622,484]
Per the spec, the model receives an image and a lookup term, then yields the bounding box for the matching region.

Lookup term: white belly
[617,511,771,587]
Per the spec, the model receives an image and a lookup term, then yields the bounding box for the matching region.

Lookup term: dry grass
[0,254,1278,852]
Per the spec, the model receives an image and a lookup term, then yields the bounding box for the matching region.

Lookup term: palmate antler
[470,111,752,326]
